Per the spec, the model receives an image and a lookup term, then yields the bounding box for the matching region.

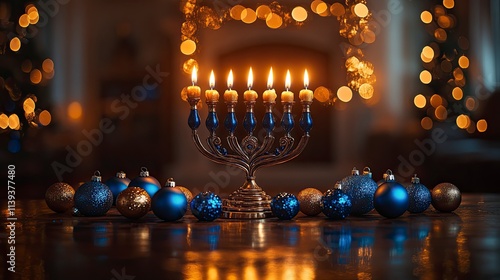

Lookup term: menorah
[186,68,313,219]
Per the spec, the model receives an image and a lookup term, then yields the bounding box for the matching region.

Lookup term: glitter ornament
[128,167,161,198]
[374,170,409,218]
[74,171,113,217]
[105,171,131,206]
[151,186,187,221]
[431,182,461,212]
[164,178,193,205]
[271,193,300,220]
[406,174,431,213]
[116,187,151,219]
[321,182,352,220]
[190,192,223,221]
[340,167,378,215]
[45,182,75,213]
[297,187,323,216]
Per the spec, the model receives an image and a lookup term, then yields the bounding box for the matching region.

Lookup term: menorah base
[221,178,274,219]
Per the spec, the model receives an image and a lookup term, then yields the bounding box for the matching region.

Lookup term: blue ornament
[74,171,113,217]
[128,167,161,198]
[105,171,131,205]
[406,174,431,213]
[374,170,409,218]
[152,187,187,221]
[340,167,378,215]
[321,182,352,220]
[271,192,300,220]
[190,192,223,221]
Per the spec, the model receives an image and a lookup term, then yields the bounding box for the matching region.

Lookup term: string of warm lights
[179,0,377,106]
[414,0,488,134]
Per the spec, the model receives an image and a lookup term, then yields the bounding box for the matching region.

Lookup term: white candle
[299,69,313,102]
[263,67,277,102]
[223,69,238,102]
[205,70,219,102]
[243,67,258,102]
[281,70,294,102]
[187,66,201,99]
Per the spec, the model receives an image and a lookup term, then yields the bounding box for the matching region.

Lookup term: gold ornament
[177,186,194,205]
[45,182,75,213]
[431,182,461,212]
[116,187,152,219]
[297,187,323,216]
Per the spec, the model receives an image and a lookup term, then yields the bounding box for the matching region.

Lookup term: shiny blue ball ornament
[271,192,300,220]
[128,167,161,198]
[190,192,223,221]
[340,167,378,215]
[374,170,409,218]
[406,174,431,213]
[105,171,131,205]
[151,187,187,221]
[321,182,352,220]
[74,171,113,217]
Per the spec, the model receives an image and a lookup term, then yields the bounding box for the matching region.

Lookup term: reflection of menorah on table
[187,85,313,219]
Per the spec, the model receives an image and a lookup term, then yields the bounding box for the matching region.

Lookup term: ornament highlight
[271,192,300,220]
[152,187,187,221]
[297,187,323,216]
[320,182,352,220]
[406,174,431,213]
[105,171,131,205]
[73,171,113,217]
[190,191,223,221]
[374,170,409,218]
[431,182,461,212]
[128,167,161,198]
[340,167,378,215]
[45,182,75,213]
[116,187,151,219]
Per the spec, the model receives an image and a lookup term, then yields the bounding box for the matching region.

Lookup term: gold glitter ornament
[45,182,75,213]
[116,187,152,219]
[431,182,461,212]
[297,187,323,216]
[164,178,193,206]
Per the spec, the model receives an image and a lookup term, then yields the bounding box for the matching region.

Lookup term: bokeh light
[354,3,369,18]
[435,105,448,120]
[358,83,374,99]
[180,39,197,55]
[19,14,29,28]
[42,58,54,73]
[476,119,487,132]
[337,86,353,102]
[458,55,469,69]
[0,114,9,129]
[443,0,455,9]
[456,114,470,129]
[68,101,83,120]
[30,69,42,84]
[266,13,283,29]
[314,86,330,103]
[414,94,427,108]
[8,114,20,130]
[23,98,35,113]
[292,6,308,22]
[421,11,433,23]
[241,8,257,24]
[430,94,442,108]
[421,117,433,130]
[39,110,52,126]
[452,87,463,100]
[420,70,432,84]
[10,37,21,52]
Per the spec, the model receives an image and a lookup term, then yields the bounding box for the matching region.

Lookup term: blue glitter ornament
[374,170,409,218]
[270,193,300,220]
[340,167,378,215]
[321,182,352,220]
[190,192,223,221]
[105,171,131,205]
[406,174,431,213]
[74,171,113,217]
[128,167,161,198]
[151,187,187,221]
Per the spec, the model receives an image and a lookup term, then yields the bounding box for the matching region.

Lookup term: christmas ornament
[164,178,194,205]
[190,191,223,221]
[297,187,323,216]
[270,193,300,220]
[74,171,113,217]
[374,170,409,218]
[105,171,131,205]
[406,174,431,213]
[320,182,352,220]
[340,167,378,215]
[431,182,461,212]
[151,186,187,221]
[45,182,75,213]
[128,167,161,198]
[116,187,151,219]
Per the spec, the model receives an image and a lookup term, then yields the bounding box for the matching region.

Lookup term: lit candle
[281,70,294,103]
[224,70,238,102]
[243,67,258,102]
[262,67,277,103]
[205,70,219,102]
[187,66,201,99]
[299,69,314,102]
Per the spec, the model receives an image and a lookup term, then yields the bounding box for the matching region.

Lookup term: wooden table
[2,194,499,280]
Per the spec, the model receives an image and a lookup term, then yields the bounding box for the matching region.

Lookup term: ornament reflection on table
[185,67,313,219]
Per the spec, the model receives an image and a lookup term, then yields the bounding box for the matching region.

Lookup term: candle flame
[247,67,253,89]
[191,66,198,85]
[285,70,291,90]
[209,70,215,89]
[227,69,234,89]
[267,67,273,89]
[304,69,309,89]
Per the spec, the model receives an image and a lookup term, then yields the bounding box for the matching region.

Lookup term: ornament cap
[384,169,395,181]
[139,167,149,177]
[334,181,342,190]
[411,174,420,184]
[351,167,360,176]
[165,178,176,187]
[362,167,372,178]
[91,170,102,182]
[116,171,127,179]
